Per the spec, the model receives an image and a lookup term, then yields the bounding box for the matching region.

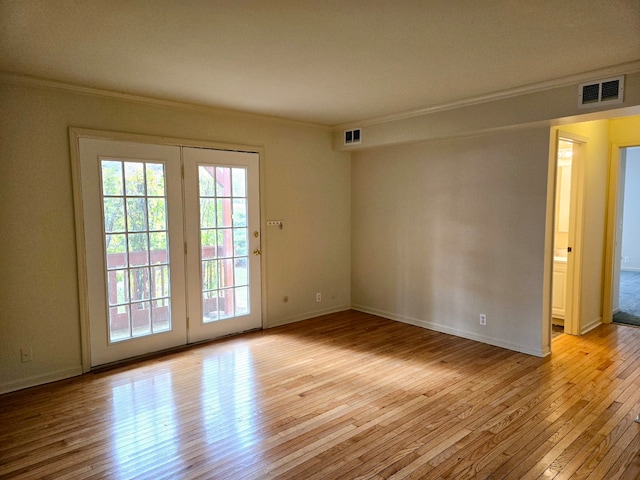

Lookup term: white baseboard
[0,366,83,395]
[621,267,640,272]
[266,305,351,328]
[582,317,603,335]
[352,304,544,357]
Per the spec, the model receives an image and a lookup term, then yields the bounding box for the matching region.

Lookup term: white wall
[621,147,640,271]
[351,128,550,356]
[334,71,640,150]
[0,81,351,393]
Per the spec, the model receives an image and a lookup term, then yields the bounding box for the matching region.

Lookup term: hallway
[614,270,640,326]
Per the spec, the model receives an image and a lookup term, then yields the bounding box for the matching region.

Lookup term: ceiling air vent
[578,76,624,108]
[344,128,362,146]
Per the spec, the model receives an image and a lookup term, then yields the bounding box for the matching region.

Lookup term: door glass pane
[149,232,168,264]
[106,234,127,269]
[235,286,248,315]
[104,198,125,233]
[198,166,216,196]
[232,199,247,227]
[217,199,232,228]
[200,199,217,228]
[146,163,165,196]
[231,168,246,197]
[101,160,172,343]
[131,301,151,337]
[124,162,145,196]
[216,167,232,196]
[218,229,233,258]
[198,164,251,323]
[126,198,147,231]
[152,298,171,332]
[203,291,219,321]
[201,230,217,259]
[102,161,124,196]
[109,305,130,342]
[128,233,149,266]
[148,198,167,231]
[233,228,248,257]
[219,289,234,320]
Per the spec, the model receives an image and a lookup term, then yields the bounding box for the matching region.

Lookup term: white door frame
[69,128,267,372]
[546,130,586,349]
[603,142,640,324]
[559,133,586,336]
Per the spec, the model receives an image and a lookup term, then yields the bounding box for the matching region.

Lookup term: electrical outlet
[21,346,32,363]
[479,314,487,326]
[624,256,630,263]
[316,292,322,302]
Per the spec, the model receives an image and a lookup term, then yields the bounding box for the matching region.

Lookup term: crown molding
[0,71,330,130]
[3,61,638,133]
[334,60,640,130]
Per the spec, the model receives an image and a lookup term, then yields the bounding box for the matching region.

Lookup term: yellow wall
[549,115,640,333]
[552,120,610,333]
[610,116,640,145]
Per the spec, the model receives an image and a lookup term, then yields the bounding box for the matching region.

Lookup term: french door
[77,136,261,367]
[183,147,262,343]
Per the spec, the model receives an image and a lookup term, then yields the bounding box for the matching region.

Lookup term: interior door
[79,138,187,366]
[183,147,262,343]
[552,136,584,336]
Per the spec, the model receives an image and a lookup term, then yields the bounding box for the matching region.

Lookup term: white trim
[69,130,92,372]
[581,317,603,335]
[621,267,640,272]
[0,71,329,130]
[351,305,545,358]
[69,127,264,153]
[555,132,587,337]
[336,61,640,129]
[603,145,621,324]
[3,61,639,132]
[0,367,83,395]
[266,306,351,328]
[603,141,640,324]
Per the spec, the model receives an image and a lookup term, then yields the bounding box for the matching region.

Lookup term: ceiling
[1,0,639,126]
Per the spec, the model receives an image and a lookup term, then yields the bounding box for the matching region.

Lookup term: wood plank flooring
[1,310,640,479]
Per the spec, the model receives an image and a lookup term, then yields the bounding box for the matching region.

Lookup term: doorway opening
[612,146,640,327]
[551,136,584,338]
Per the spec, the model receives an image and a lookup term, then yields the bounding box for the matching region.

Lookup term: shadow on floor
[552,324,564,339]
[613,270,640,327]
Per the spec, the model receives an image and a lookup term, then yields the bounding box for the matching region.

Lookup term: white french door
[183,147,262,343]
[77,137,261,367]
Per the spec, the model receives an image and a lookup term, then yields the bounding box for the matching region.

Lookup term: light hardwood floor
[1,310,640,479]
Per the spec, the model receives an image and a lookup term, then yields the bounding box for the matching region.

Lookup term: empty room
[1,1,640,478]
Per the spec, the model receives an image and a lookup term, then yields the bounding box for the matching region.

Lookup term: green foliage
[101,160,168,254]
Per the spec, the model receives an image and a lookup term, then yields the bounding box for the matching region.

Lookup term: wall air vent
[344,128,362,146]
[578,75,624,108]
